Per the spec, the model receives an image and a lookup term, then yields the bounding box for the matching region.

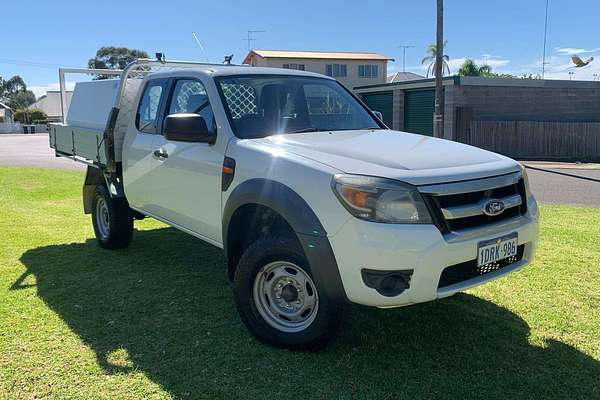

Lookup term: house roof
[0,101,12,111]
[387,71,426,83]
[243,49,394,64]
[31,91,73,118]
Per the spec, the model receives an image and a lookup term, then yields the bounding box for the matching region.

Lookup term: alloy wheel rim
[252,261,319,333]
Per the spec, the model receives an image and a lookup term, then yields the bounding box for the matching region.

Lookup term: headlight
[332,174,432,224]
[519,164,532,197]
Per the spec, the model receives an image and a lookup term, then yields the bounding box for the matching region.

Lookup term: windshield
[216,75,382,139]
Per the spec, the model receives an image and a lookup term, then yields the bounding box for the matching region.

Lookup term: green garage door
[404,89,434,136]
[362,91,393,127]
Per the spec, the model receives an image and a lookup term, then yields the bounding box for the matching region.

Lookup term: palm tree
[457,59,493,76]
[457,59,514,78]
[422,41,450,77]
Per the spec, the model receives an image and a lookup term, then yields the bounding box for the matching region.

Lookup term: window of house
[358,64,379,78]
[283,64,305,70]
[326,64,347,78]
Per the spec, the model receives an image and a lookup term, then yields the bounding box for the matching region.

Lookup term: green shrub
[14,108,48,123]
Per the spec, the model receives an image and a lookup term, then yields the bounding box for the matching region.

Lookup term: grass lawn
[0,167,598,400]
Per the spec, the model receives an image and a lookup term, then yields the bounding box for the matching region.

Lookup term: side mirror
[371,110,384,121]
[164,114,216,143]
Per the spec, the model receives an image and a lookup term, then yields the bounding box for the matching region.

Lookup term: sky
[1,0,599,98]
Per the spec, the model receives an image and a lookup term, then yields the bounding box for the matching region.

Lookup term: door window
[166,79,216,136]
[137,80,166,134]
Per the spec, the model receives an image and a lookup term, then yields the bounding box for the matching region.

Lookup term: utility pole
[433,0,444,139]
[243,30,266,51]
[542,0,549,78]
[398,45,414,72]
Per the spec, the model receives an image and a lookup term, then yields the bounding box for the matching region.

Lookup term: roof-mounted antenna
[192,32,210,62]
[223,54,233,65]
[155,52,166,63]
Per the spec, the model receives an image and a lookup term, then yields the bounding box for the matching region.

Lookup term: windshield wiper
[283,126,382,134]
[284,127,328,134]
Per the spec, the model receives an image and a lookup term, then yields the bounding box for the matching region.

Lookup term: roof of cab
[148,65,333,80]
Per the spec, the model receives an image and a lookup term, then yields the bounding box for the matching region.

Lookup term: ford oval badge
[483,199,506,216]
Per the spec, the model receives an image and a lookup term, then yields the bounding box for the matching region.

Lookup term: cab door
[148,78,223,243]
[122,78,169,210]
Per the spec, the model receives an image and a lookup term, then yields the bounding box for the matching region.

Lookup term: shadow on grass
[14,227,600,399]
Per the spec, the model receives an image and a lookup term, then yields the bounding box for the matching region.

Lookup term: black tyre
[233,237,344,351]
[91,185,133,249]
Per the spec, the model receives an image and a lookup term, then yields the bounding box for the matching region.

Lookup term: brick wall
[444,84,600,140]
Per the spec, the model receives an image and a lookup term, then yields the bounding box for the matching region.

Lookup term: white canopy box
[49,76,142,165]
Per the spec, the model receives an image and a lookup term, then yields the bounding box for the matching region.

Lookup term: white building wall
[31,91,73,120]
[250,56,388,90]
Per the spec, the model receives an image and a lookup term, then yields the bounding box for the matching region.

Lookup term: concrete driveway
[0,134,84,171]
[1,133,598,207]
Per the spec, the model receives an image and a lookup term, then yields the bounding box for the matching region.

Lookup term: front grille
[423,177,528,234]
[438,245,525,288]
[444,206,521,231]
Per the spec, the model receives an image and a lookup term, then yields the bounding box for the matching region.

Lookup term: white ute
[50,58,539,350]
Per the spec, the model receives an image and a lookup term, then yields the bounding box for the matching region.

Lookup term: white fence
[0,123,49,134]
[0,123,22,134]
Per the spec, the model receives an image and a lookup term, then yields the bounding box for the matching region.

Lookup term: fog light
[361,269,413,297]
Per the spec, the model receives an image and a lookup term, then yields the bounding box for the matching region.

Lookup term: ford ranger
[49,58,539,350]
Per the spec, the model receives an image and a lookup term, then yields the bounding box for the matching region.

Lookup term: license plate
[477,233,518,266]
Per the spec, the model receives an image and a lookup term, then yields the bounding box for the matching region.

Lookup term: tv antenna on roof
[243,30,266,51]
[397,45,415,72]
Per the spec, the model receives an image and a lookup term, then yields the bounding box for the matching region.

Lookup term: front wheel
[91,186,133,249]
[233,237,344,351]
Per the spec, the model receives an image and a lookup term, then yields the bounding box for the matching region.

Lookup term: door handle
[153,149,168,159]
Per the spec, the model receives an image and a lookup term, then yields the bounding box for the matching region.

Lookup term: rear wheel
[91,186,133,249]
[233,237,344,350]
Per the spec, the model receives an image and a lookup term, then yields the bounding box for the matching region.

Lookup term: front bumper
[328,196,540,308]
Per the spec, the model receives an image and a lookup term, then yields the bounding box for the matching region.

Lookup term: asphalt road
[525,168,600,207]
[0,134,84,171]
[1,133,598,207]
